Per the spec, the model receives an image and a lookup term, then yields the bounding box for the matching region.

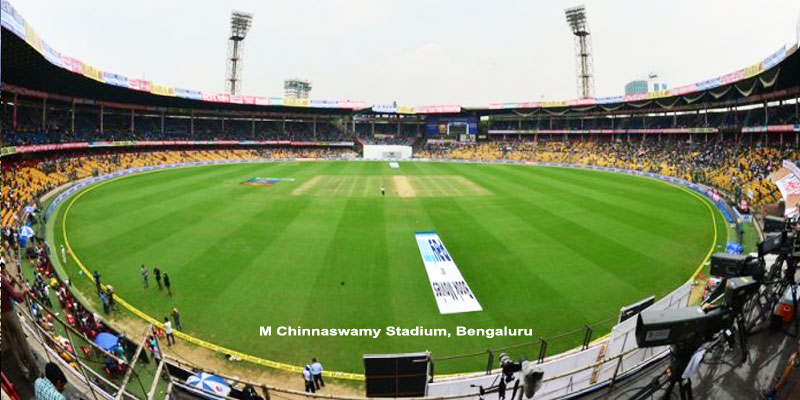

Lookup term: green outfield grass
[51,161,726,373]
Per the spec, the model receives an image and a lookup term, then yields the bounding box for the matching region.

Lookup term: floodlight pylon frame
[565,5,595,99]
[226,11,253,95]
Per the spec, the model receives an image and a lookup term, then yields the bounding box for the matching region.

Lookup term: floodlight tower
[226,11,253,95]
[565,5,594,99]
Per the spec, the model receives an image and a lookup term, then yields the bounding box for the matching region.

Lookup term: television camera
[472,353,544,400]
[631,276,760,400]
[756,216,800,336]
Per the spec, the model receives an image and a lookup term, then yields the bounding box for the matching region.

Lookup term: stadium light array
[226,11,254,95]
[230,11,253,40]
[565,5,595,99]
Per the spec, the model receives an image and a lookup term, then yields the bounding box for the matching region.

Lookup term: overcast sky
[11,0,800,106]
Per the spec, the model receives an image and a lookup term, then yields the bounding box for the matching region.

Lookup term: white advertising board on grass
[414,232,482,314]
[363,145,412,159]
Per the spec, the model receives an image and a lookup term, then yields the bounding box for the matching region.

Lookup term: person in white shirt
[311,358,324,389]
[302,365,315,393]
[60,245,66,264]
[163,317,175,346]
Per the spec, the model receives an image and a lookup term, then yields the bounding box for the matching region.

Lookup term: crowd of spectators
[1,104,352,146]
[488,103,799,131]
[418,139,799,207]
[1,147,357,231]
[355,122,419,146]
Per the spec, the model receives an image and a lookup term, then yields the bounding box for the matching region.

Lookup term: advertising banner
[414,232,482,314]
[372,104,397,113]
[1,0,26,37]
[213,93,231,103]
[337,100,367,109]
[175,88,203,100]
[763,46,787,70]
[770,167,800,218]
[40,40,62,66]
[60,55,85,74]
[783,160,800,179]
[719,70,745,86]
[518,101,543,108]
[543,100,568,108]
[742,62,763,79]
[151,83,176,97]
[128,79,151,92]
[310,99,340,108]
[416,105,461,114]
[645,90,669,100]
[622,93,646,102]
[24,23,43,54]
[103,72,129,88]
[695,77,720,91]
[668,84,697,97]
[741,124,800,133]
[396,105,416,114]
[83,64,104,82]
[283,98,310,107]
[596,96,623,105]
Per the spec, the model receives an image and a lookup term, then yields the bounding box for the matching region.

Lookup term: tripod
[472,375,520,400]
[629,344,703,400]
[779,256,799,337]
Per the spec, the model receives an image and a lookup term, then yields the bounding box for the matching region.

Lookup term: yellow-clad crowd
[418,141,799,207]
[1,147,356,230]
[2,142,794,232]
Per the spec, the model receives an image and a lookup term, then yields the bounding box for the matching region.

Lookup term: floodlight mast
[565,5,594,99]
[226,11,253,95]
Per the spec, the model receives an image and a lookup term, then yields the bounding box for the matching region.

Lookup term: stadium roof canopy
[1,0,799,117]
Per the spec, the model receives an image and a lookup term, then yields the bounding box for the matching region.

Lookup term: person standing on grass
[140,264,148,288]
[154,267,162,290]
[106,285,117,311]
[380,185,385,197]
[163,273,172,297]
[99,289,109,314]
[311,358,324,389]
[93,270,101,293]
[60,244,66,264]
[172,308,182,330]
[163,317,175,346]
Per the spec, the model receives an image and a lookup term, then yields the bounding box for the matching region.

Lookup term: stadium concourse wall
[41,156,726,399]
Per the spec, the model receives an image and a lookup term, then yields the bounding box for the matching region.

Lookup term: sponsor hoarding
[414,232,482,314]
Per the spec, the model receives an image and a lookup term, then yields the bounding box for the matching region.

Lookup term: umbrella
[186,372,231,397]
[18,225,35,238]
[23,205,36,215]
[93,332,119,351]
